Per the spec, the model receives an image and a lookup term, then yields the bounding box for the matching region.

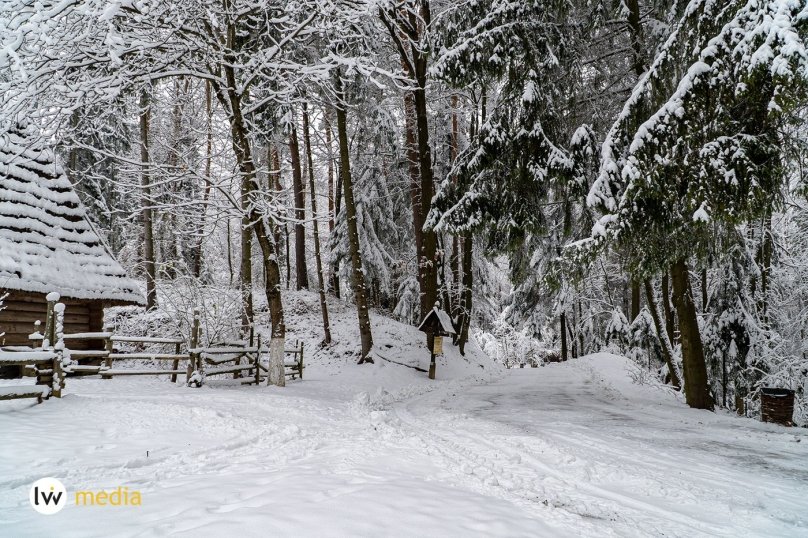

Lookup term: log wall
[0,291,104,350]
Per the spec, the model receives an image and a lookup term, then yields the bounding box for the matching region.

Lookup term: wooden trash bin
[760,388,795,427]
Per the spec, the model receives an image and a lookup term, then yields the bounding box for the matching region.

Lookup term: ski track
[385,359,808,537]
[3,353,808,537]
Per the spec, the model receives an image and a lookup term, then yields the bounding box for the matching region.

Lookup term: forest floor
[1,293,807,537]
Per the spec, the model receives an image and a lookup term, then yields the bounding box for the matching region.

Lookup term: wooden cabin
[0,125,144,371]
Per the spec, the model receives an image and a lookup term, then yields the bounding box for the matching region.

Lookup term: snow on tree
[573,0,808,410]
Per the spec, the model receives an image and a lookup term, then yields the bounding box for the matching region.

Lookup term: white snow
[1,297,806,537]
[693,201,711,223]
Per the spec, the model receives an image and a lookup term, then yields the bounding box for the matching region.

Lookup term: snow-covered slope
[1,299,806,537]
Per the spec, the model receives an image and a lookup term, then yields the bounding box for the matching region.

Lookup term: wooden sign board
[433,336,443,355]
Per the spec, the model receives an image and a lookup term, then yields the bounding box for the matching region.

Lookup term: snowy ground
[2,296,807,537]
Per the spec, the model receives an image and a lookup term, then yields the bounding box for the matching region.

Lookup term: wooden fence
[1,300,305,403]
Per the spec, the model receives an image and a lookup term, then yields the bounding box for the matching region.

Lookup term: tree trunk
[302,103,332,345]
[577,301,585,355]
[403,91,423,294]
[139,89,158,310]
[193,81,214,279]
[268,143,283,251]
[331,151,343,299]
[560,311,568,362]
[758,211,773,323]
[324,107,336,234]
[569,307,577,358]
[411,56,438,321]
[625,0,646,77]
[661,272,675,346]
[210,65,286,385]
[226,217,234,286]
[644,279,682,389]
[268,336,285,386]
[289,119,309,290]
[240,177,254,335]
[630,279,640,322]
[335,76,373,362]
[701,267,708,312]
[670,259,712,410]
[449,94,461,321]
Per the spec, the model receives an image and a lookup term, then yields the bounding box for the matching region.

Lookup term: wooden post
[255,334,261,385]
[32,320,42,347]
[171,341,180,383]
[36,360,53,397]
[429,350,436,380]
[188,308,200,385]
[52,355,63,398]
[43,297,56,348]
[103,325,114,376]
[299,341,304,380]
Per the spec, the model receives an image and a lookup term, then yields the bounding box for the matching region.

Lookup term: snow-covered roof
[0,127,145,305]
[417,303,456,335]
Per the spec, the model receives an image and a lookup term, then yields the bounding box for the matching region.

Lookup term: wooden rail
[1,295,66,404]
[15,300,305,391]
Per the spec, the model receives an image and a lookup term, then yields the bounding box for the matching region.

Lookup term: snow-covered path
[2,353,807,537]
[392,355,808,537]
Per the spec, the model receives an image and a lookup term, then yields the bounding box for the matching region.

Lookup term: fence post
[188,308,201,386]
[103,325,114,376]
[299,341,304,380]
[255,334,261,385]
[52,354,63,398]
[43,296,57,349]
[171,340,181,383]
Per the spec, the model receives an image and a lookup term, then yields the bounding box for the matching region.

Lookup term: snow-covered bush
[106,278,244,347]
[393,276,420,326]
[627,308,663,371]
[604,309,630,354]
[474,319,553,368]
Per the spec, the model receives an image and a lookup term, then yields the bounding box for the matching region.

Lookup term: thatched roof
[0,126,144,305]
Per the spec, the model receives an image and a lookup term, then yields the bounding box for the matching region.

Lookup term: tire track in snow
[389,383,727,537]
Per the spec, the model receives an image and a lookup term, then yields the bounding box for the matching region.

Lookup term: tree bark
[644,279,682,389]
[268,143,283,251]
[331,140,343,299]
[139,89,158,310]
[334,75,373,362]
[413,82,438,321]
[670,259,713,409]
[661,272,675,346]
[193,81,214,279]
[210,63,286,385]
[403,91,423,292]
[284,223,291,289]
[630,279,641,322]
[449,94,461,320]
[560,311,568,362]
[457,232,473,355]
[757,211,773,322]
[701,267,708,312]
[625,0,646,77]
[384,3,439,321]
[302,103,332,345]
[324,107,336,234]
[288,118,309,290]
[240,172,254,335]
